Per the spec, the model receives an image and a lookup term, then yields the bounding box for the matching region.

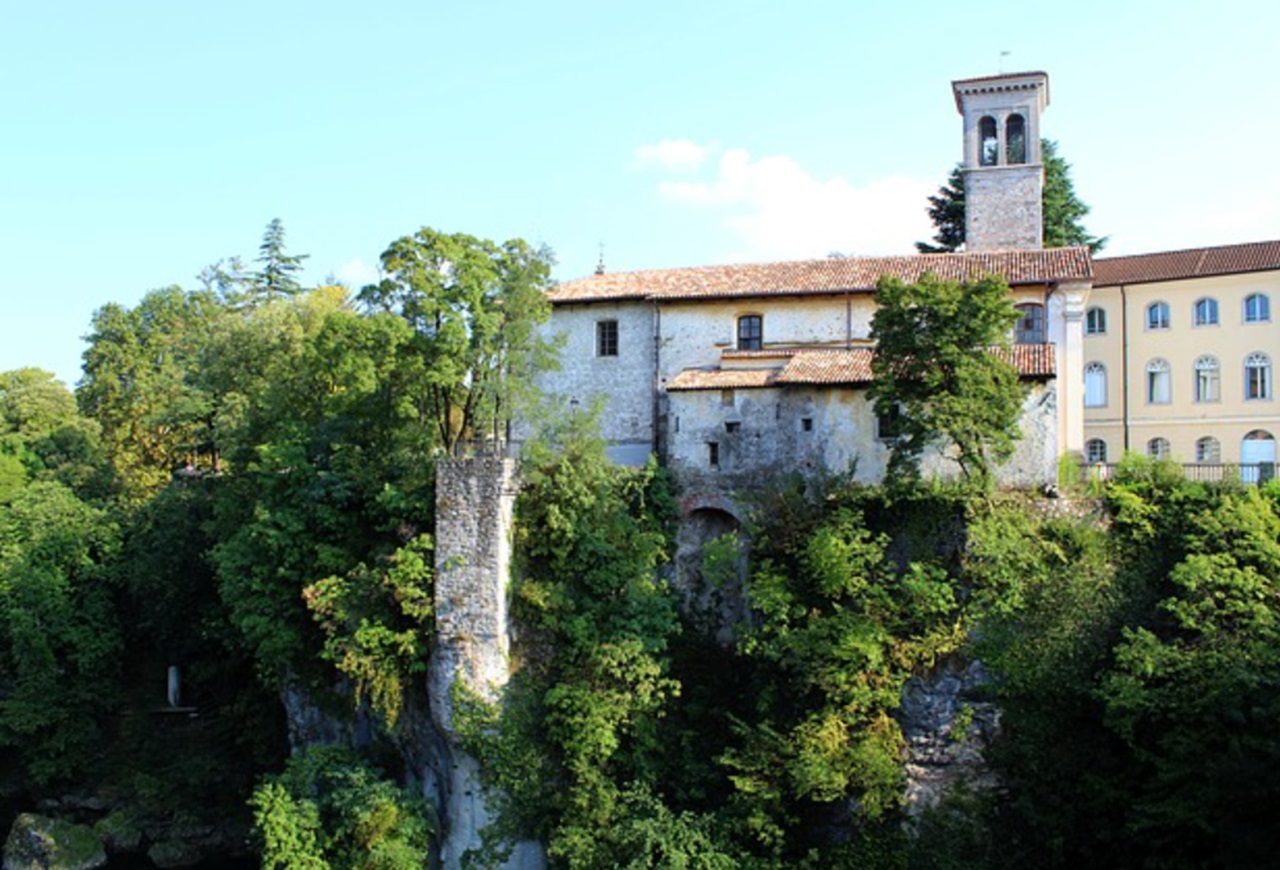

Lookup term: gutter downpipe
[1121,284,1130,453]
[653,301,662,459]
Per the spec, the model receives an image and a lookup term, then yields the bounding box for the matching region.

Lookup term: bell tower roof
[951,71,1050,114]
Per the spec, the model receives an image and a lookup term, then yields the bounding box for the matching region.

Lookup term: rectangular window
[801,417,813,432]
[596,320,618,357]
[737,315,763,350]
[725,421,741,434]
[876,404,902,441]
[708,442,720,468]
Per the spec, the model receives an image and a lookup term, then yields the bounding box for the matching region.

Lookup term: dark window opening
[737,315,763,350]
[979,116,999,166]
[725,421,741,434]
[1006,114,1026,164]
[876,404,902,441]
[801,417,813,432]
[708,442,720,468]
[1014,303,1046,344]
[596,319,618,356]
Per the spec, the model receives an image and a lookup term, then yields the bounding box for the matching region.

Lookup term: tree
[869,272,1024,487]
[357,229,558,455]
[253,218,309,300]
[915,139,1106,254]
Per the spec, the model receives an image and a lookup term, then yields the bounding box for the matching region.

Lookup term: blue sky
[3,0,1278,387]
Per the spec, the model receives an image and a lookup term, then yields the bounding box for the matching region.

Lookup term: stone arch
[672,506,751,644]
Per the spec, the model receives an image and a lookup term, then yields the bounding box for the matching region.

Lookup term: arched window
[1245,293,1271,323]
[1085,306,1107,335]
[1085,438,1108,464]
[737,314,763,350]
[1084,362,1107,407]
[1195,436,1221,463]
[1195,355,1220,403]
[1006,113,1027,164]
[1146,301,1170,330]
[1245,352,1272,400]
[1147,437,1171,460]
[1193,297,1219,326]
[979,116,999,167]
[1014,303,1045,344]
[1147,358,1171,404]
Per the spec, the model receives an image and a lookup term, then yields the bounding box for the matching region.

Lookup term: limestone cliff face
[898,659,1001,814]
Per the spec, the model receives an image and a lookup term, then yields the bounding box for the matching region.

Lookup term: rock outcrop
[3,814,105,870]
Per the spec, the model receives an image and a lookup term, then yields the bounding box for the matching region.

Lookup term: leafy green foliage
[251,745,430,870]
[869,273,1023,488]
[0,480,121,783]
[915,140,1106,253]
[305,535,434,726]
[358,229,558,455]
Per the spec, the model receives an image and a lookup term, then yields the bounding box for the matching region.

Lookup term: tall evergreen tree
[916,139,1106,254]
[252,218,309,300]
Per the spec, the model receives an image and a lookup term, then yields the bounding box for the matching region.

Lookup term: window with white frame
[1193,297,1219,326]
[1146,301,1170,330]
[1147,437,1171,460]
[1084,362,1107,407]
[1085,438,1108,464]
[1195,355,1220,403]
[1147,358,1172,404]
[596,319,619,357]
[1085,306,1107,335]
[1195,436,1221,463]
[1246,352,1273,400]
[1245,293,1271,323]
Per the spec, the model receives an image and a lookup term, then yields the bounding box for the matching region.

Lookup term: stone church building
[535,71,1088,490]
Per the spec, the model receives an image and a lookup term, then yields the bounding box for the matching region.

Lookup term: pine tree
[252,218,309,300]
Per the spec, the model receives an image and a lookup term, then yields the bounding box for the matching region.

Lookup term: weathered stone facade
[428,458,544,870]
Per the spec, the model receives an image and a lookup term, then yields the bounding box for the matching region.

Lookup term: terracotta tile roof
[666,369,779,390]
[1093,240,1280,287]
[550,248,1092,304]
[666,344,1055,391]
[775,349,875,384]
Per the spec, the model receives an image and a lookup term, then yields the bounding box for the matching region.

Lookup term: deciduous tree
[869,272,1023,487]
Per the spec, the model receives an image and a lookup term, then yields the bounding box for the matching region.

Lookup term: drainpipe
[653,302,662,458]
[845,289,852,349]
[1121,284,1130,452]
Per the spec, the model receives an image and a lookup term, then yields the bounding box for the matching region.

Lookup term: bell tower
[952,71,1049,251]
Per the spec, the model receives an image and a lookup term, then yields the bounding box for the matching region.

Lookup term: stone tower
[952,71,1050,251]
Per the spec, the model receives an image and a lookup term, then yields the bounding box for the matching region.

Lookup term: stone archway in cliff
[671,506,751,644]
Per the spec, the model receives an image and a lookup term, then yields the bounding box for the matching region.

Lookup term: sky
[2,0,1278,388]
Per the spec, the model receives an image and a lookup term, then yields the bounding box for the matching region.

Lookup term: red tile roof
[666,344,1055,391]
[1093,240,1280,287]
[550,248,1092,305]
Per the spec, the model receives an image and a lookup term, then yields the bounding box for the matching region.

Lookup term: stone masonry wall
[428,457,544,870]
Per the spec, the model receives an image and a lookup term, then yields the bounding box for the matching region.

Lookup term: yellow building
[1084,240,1280,477]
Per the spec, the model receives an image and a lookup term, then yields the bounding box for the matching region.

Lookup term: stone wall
[428,458,544,870]
[964,165,1044,251]
[665,381,1058,496]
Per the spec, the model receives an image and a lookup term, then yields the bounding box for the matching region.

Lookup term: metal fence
[1083,462,1276,485]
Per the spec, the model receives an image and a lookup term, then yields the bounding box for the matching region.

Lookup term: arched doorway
[672,507,750,644]
[1241,430,1276,484]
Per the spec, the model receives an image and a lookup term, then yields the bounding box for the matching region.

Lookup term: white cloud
[333,259,381,287]
[631,139,714,172]
[644,146,935,260]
